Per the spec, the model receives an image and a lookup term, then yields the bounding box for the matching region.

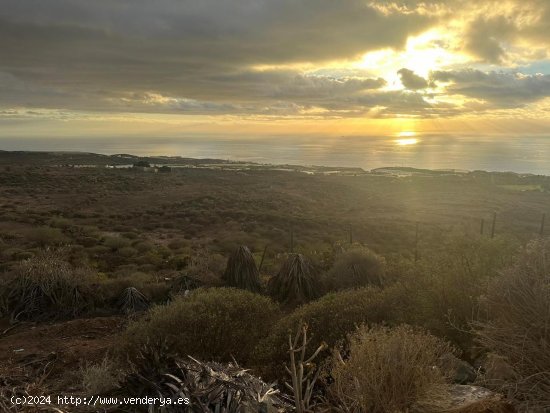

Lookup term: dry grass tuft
[326,325,453,413]
[475,239,550,410]
[0,249,97,321]
[81,357,122,395]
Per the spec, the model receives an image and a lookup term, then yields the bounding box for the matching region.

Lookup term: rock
[445,385,516,412]
[482,353,517,383]
[440,352,477,384]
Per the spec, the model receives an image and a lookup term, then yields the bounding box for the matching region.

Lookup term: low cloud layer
[0,0,549,121]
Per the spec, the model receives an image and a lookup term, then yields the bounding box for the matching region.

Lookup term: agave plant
[222,246,262,293]
[268,254,319,306]
[119,287,149,315]
[113,341,289,412]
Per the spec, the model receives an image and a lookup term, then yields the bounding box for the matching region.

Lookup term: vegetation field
[1,151,550,412]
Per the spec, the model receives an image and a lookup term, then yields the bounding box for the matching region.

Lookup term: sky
[1,0,550,140]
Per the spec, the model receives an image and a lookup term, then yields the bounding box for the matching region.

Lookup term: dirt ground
[0,316,125,394]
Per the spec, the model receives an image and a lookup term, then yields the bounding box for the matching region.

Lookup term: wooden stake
[480,218,484,235]
[491,212,497,238]
[258,245,268,273]
[349,224,353,244]
[414,222,419,262]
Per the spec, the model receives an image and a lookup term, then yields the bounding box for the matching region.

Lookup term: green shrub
[2,247,24,260]
[323,246,386,291]
[26,226,67,247]
[14,251,34,261]
[326,325,452,413]
[118,246,138,258]
[49,217,73,229]
[134,241,154,253]
[254,286,405,378]
[103,236,131,251]
[97,272,170,304]
[121,288,280,364]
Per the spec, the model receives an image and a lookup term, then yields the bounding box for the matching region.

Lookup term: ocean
[1,134,550,174]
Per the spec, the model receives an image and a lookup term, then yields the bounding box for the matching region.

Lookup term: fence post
[414,222,419,262]
[480,218,484,235]
[349,224,353,244]
[540,213,546,237]
[259,245,268,273]
[491,212,497,238]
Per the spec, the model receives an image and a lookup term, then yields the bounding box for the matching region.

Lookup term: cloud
[463,16,516,64]
[397,68,429,90]
[0,0,549,121]
[431,69,550,107]
[0,0,437,116]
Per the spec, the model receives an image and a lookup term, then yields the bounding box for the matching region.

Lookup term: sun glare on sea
[397,131,416,137]
[394,131,419,146]
[395,138,419,146]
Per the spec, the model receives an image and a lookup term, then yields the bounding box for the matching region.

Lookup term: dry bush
[222,245,261,292]
[0,249,98,321]
[475,239,550,410]
[326,325,453,413]
[122,288,280,364]
[323,246,386,291]
[268,253,320,306]
[81,357,122,395]
[182,249,225,285]
[405,234,517,351]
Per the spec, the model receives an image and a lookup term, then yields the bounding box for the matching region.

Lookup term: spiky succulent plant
[119,287,149,314]
[222,246,262,293]
[113,341,289,412]
[268,254,319,306]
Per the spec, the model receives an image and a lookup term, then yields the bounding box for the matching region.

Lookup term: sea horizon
[2,134,550,175]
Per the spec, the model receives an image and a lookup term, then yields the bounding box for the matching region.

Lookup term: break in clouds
[0,0,550,119]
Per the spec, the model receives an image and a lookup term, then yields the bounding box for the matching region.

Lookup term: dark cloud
[431,69,550,107]
[0,0,549,119]
[397,68,429,90]
[463,16,516,63]
[0,1,431,98]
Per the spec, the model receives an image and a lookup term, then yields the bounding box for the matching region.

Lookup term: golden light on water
[397,131,416,137]
[395,131,419,146]
[395,138,419,146]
